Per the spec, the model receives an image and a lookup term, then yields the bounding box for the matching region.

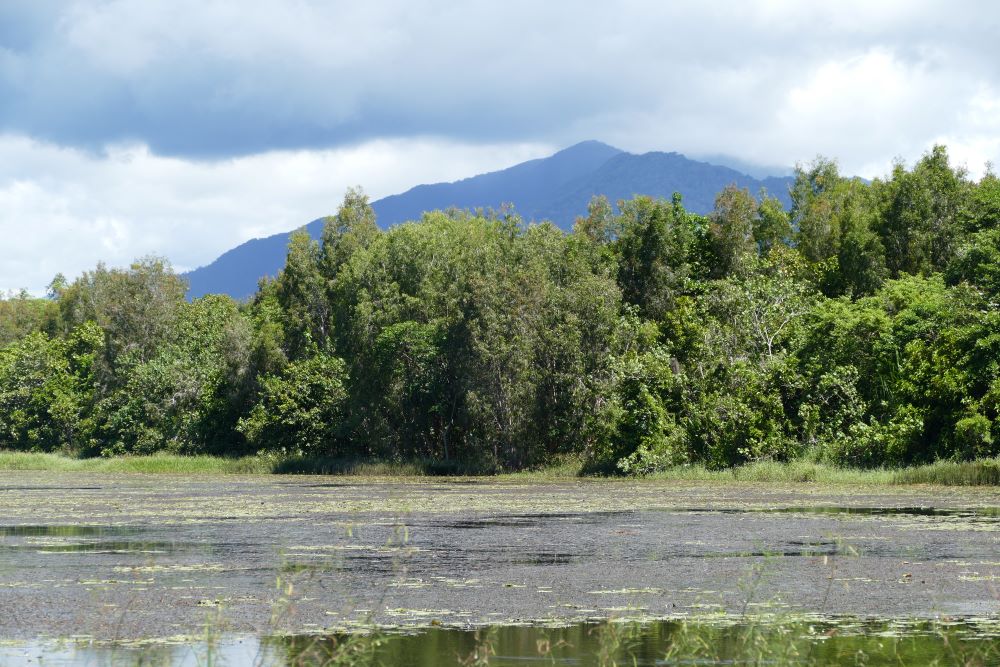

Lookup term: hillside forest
[3,146,1000,473]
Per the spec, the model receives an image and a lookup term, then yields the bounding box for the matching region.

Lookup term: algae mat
[0,472,998,640]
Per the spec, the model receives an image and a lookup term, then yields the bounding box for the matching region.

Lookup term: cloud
[0,135,551,293]
[1,0,998,174]
[4,1,1000,292]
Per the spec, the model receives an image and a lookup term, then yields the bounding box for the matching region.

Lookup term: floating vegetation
[112,563,227,573]
[588,588,664,595]
[1,472,999,646]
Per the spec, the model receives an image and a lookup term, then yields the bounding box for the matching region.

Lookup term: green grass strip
[0,450,998,485]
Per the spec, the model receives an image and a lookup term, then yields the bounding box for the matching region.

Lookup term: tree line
[3,145,1000,473]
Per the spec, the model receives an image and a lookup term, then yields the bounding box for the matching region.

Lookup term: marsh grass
[271,456,459,476]
[641,457,1000,486]
[0,451,486,477]
[656,539,998,667]
[642,460,897,484]
[658,616,1000,667]
[589,620,645,667]
[2,450,1000,486]
[254,513,413,667]
[892,457,1000,485]
[0,451,274,474]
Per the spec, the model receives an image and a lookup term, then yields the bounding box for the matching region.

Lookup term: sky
[3,1,1000,292]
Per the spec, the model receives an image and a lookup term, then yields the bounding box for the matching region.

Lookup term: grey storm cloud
[2,0,999,163]
[5,0,1000,294]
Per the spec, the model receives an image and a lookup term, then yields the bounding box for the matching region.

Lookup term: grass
[0,451,274,474]
[891,456,1000,485]
[0,451,494,477]
[0,449,999,486]
[643,457,1000,485]
[272,454,487,477]
[645,460,896,484]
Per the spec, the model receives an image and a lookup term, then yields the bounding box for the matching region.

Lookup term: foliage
[238,354,348,455]
[4,149,1000,475]
[0,323,101,453]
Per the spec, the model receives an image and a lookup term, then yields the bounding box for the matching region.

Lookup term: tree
[275,229,328,359]
[754,191,792,255]
[0,290,59,345]
[708,185,758,277]
[613,195,701,320]
[92,295,254,456]
[708,249,815,362]
[875,145,969,277]
[964,170,1000,233]
[0,323,101,453]
[239,354,349,455]
[946,226,1000,298]
[57,257,187,393]
[791,157,844,264]
[574,195,619,245]
[321,187,379,281]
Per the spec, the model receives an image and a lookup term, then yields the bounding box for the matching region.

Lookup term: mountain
[533,151,793,224]
[372,139,624,228]
[689,153,794,180]
[183,141,795,299]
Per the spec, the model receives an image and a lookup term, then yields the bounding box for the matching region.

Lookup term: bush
[238,354,348,455]
[824,406,924,468]
[953,413,994,460]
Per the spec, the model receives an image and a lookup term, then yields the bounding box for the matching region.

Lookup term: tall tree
[875,145,969,277]
[791,157,844,264]
[321,187,379,281]
[754,191,792,255]
[57,257,187,393]
[614,194,701,320]
[708,185,758,277]
[275,229,328,359]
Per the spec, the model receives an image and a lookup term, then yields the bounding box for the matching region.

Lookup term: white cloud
[0,135,552,292]
[5,1,1000,167]
[3,1,1000,292]
[773,49,949,176]
[932,85,1000,176]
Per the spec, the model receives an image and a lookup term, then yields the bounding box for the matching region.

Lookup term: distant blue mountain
[183,141,794,299]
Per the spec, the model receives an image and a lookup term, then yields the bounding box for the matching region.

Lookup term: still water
[2,617,998,666]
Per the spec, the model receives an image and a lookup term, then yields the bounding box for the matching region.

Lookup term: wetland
[0,472,998,664]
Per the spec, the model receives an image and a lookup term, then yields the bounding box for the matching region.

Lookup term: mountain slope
[534,151,792,226]
[372,139,623,228]
[183,142,794,299]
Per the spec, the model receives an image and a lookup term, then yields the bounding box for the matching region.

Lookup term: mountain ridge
[183,142,795,299]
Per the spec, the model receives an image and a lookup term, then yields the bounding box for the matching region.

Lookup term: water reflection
[2,617,998,666]
[0,525,142,537]
[0,524,195,555]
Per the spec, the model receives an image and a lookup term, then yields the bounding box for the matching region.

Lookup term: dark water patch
[341,553,406,576]
[281,561,338,574]
[440,511,629,530]
[445,517,546,529]
[773,506,1000,518]
[282,544,581,576]
[674,506,1000,518]
[690,539,848,560]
